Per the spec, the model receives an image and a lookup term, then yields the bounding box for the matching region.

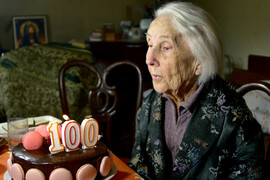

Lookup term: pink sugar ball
[22,131,43,150]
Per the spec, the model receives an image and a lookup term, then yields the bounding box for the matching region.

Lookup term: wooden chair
[237,83,270,97]
[236,82,270,179]
[58,59,142,159]
[236,82,270,159]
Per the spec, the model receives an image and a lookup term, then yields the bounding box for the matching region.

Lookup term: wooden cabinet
[86,40,152,90]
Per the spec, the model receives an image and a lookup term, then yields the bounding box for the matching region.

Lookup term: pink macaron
[10,163,24,180]
[49,168,72,180]
[76,164,97,180]
[22,131,43,150]
[25,168,45,180]
[35,125,50,138]
[99,156,113,177]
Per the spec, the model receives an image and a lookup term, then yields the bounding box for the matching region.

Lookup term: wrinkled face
[146,15,201,96]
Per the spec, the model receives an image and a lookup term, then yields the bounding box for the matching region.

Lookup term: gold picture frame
[12,16,48,49]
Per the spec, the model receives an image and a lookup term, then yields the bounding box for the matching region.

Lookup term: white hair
[155,2,224,84]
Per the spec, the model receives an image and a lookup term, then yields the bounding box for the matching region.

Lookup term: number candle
[81,117,99,149]
[47,121,65,154]
[62,120,81,152]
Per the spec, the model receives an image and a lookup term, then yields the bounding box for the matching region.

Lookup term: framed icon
[12,16,48,49]
[131,27,142,40]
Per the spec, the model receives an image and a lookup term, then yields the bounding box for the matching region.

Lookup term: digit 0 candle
[62,120,81,152]
[81,117,99,149]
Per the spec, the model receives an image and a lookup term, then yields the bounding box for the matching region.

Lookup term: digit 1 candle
[61,120,81,152]
[47,121,65,154]
[81,117,99,149]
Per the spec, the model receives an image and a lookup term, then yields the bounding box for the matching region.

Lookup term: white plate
[4,164,117,180]
[4,171,10,180]
[0,115,62,139]
[103,164,117,180]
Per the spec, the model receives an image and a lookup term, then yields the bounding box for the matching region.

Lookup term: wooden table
[0,144,141,180]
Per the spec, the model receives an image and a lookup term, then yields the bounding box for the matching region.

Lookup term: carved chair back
[59,60,142,158]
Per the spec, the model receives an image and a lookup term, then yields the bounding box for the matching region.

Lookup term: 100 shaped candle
[47,116,99,154]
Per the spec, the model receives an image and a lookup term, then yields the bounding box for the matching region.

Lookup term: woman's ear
[195,64,202,75]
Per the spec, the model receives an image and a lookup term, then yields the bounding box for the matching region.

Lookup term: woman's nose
[146,48,157,66]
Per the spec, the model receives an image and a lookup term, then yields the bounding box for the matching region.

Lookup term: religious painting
[12,16,48,49]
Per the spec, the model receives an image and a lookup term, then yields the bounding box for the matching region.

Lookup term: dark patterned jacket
[128,76,264,180]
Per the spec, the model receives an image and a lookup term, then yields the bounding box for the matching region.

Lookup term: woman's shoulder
[200,76,251,119]
[205,75,244,104]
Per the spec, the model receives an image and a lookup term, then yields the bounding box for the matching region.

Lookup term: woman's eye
[161,42,172,52]
[148,44,153,48]
[164,47,170,50]
[162,46,172,51]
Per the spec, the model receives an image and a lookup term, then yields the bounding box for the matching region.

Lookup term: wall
[0,0,151,50]
[187,0,270,69]
[2,0,269,69]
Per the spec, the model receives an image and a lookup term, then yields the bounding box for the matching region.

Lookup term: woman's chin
[153,84,167,94]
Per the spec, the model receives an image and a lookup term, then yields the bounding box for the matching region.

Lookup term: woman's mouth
[152,74,162,80]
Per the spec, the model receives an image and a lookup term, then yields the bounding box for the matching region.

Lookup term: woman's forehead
[147,16,179,40]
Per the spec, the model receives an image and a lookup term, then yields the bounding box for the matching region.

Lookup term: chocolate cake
[10,141,110,179]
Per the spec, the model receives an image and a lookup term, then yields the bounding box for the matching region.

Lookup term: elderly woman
[128,2,264,179]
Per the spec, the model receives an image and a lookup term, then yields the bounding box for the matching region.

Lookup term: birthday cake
[7,117,114,180]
